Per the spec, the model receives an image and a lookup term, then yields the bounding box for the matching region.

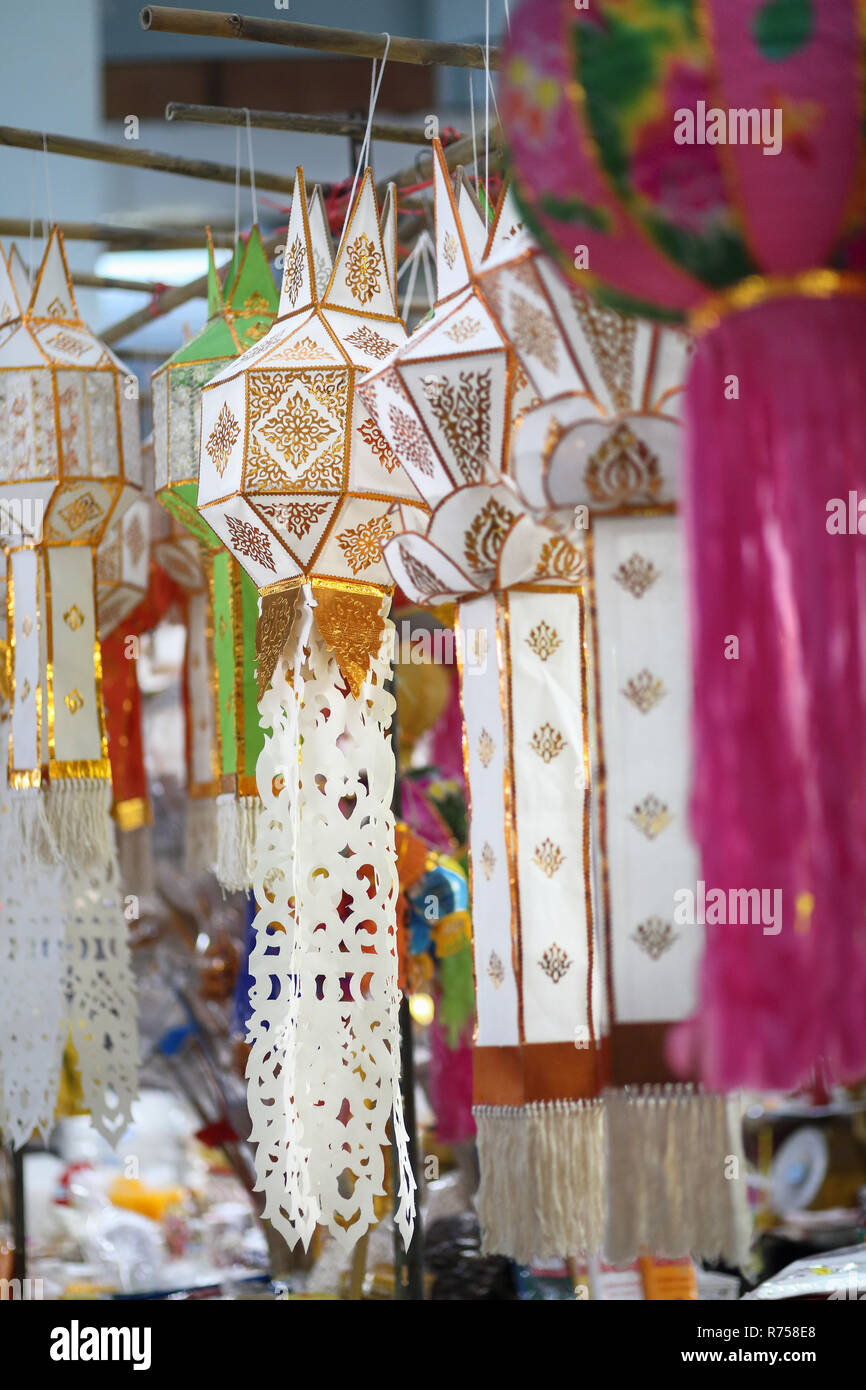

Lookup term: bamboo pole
[140,7,502,69]
[0,217,236,249]
[0,126,294,195]
[166,103,431,145]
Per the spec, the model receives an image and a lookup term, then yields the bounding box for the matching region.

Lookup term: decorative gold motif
[510,292,559,373]
[572,293,635,412]
[525,620,561,662]
[622,669,667,714]
[480,841,496,880]
[632,916,679,960]
[225,513,277,573]
[282,236,303,306]
[275,335,335,361]
[359,416,401,473]
[533,838,565,877]
[44,331,89,358]
[313,586,386,698]
[344,324,397,360]
[539,942,572,983]
[46,296,67,318]
[258,390,335,472]
[255,587,299,700]
[442,232,458,270]
[336,513,393,574]
[530,723,566,763]
[628,794,673,840]
[344,233,383,304]
[398,544,440,598]
[614,553,660,598]
[486,950,505,989]
[21,616,33,638]
[64,688,84,714]
[387,403,435,477]
[20,677,31,701]
[585,421,662,508]
[464,496,516,574]
[58,491,102,532]
[534,535,585,583]
[206,402,241,478]
[444,316,481,344]
[258,499,331,538]
[63,604,85,631]
[477,728,495,768]
[423,368,492,483]
[126,512,146,565]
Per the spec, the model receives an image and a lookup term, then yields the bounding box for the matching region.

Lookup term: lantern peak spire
[278,166,318,319]
[380,182,399,314]
[431,139,477,303]
[306,183,335,303]
[0,245,23,328]
[28,225,79,324]
[7,244,29,310]
[324,167,395,320]
[484,176,530,264]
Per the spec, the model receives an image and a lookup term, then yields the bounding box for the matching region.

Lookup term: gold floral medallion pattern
[632,916,679,960]
[480,841,496,880]
[533,838,565,878]
[58,491,102,533]
[613,553,660,598]
[257,499,331,538]
[282,236,303,306]
[622,669,667,714]
[585,421,662,508]
[539,942,572,984]
[44,331,89,359]
[258,390,335,472]
[530,723,566,763]
[487,950,505,989]
[423,368,492,483]
[477,728,495,768]
[387,403,435,477]
[225,513,277,573]
[510,292,559,373]
[275,336,335,362]
[206,402,241,478]
[344,324,397,360]
[359,416,401,473]
[336,513,393,574]
[628,794,673,840]
[344,233,382,304]
[534,535,585,583]
[444,316,481,345]
[464,496,516,574]
[526,620,561,661]
[398,544,440,598]
[572,292,635,412]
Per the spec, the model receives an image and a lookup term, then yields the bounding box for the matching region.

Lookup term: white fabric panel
[9,547,41,773]
[592,515,701,1022]
[186,590,218,790]
[458,593,520,1047]
[507,590,593,1044]
[46,545,103,764]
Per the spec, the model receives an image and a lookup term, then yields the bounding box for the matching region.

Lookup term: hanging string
[503,0,511,31]
[244,108,258,227]
[41,134,54,243]
[469,70,479,187]
[28,149,37,293]
[234,125,241,246]
[396,230,435,321]
[342,32,391,240]
[484,0,491,196]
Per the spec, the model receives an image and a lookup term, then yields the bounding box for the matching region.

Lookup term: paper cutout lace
[247,598,415,1251]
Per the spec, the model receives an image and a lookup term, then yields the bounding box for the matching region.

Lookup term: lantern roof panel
[322,169,397,321]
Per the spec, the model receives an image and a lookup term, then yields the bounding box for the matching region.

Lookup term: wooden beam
[140,7,502,70]
[0,125,294,195]
[0,217,236,249]
[165,102,431,144]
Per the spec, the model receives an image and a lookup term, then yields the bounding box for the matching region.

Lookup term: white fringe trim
[44,779,113,871]
[1,786,57,877]
[604,1085,751,1268]
[474,1088,752,1267]
[184,797,218,879]
[215,792,261,893]
[474,1100,605,1263]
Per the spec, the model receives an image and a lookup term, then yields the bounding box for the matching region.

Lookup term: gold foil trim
[689,269,866,336]
[312,584,387,699]
[113,795,153,831]
[255,584,300,701]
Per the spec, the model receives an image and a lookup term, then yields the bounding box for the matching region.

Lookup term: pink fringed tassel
[673,295,866,1092]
